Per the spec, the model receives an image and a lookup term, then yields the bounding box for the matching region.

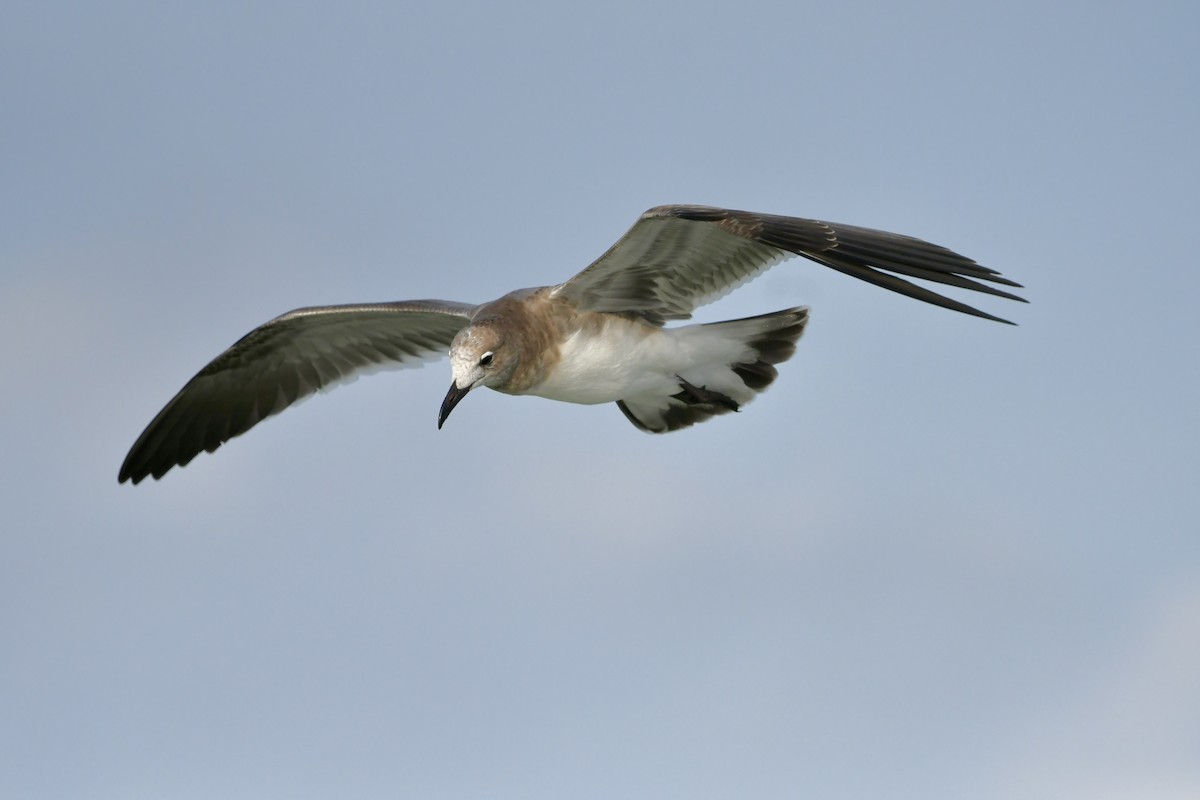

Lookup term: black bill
[438,382,470,429]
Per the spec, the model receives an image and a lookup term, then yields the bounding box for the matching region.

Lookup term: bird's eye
[479,351,494,367]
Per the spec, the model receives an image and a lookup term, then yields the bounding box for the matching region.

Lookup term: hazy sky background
[3,2,1198,798]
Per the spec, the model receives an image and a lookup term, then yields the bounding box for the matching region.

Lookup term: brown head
[438,321,521,428]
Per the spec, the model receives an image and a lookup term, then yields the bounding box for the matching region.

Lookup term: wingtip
[967,306,1018,326]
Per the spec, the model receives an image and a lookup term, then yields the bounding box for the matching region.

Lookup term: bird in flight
[118,204,1024,484]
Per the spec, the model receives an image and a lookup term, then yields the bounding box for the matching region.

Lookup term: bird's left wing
[119,300,475,484]
[553,205,1024,324]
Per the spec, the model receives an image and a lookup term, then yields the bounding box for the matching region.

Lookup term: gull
[118,204,1024,484]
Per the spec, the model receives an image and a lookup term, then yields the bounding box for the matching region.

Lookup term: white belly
[522,317,754,405]
[523,320,678,404]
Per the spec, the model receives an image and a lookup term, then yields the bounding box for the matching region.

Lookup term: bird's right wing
[119,300,475,484]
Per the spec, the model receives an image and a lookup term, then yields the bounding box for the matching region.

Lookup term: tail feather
[616,307,808,433]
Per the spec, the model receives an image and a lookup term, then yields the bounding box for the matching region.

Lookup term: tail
[616,307,809,433]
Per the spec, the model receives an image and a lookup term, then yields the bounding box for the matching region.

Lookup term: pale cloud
[998,576,1200,800]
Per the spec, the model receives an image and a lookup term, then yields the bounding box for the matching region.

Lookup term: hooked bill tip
[438,381,470,429]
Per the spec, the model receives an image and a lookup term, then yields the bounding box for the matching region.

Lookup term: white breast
[524,316,754,405]
[522,318,673,404]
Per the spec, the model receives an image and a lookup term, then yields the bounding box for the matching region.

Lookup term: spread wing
[553,204,1025,324]
[119,300,475,484]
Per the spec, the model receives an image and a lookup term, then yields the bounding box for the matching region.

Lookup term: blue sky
[3,2,1198,798]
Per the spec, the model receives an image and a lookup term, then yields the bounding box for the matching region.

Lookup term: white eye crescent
[479,351,494,367]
